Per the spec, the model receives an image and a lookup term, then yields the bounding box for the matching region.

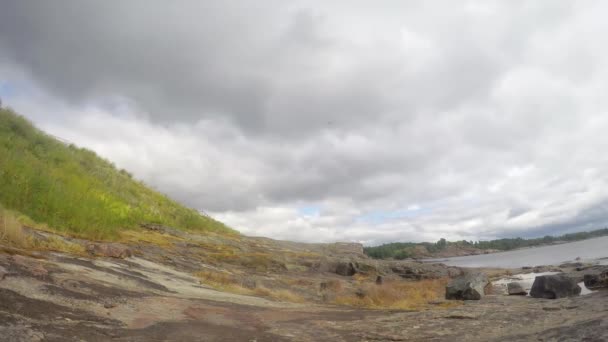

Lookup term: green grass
[0,108,236,240]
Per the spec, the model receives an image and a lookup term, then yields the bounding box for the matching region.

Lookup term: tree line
[364,228,608,259]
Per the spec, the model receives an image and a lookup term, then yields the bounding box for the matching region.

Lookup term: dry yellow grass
[334,278,460,310]
[30,236,86,255]
[119,230,183,247]
[0,208,27,247]
[195,269,237,286]
[255,287,306,303]
[0,208,85,255]
[194,269,305,303]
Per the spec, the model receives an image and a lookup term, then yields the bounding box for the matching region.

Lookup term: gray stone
[507,282,527,295]
[445,273,489,300]
[530,274,581,299]
[583,271,608,289]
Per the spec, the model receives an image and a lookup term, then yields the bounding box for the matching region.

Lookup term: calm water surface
[428,236,608,268]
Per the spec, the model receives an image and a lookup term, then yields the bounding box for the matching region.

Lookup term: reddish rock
[11,255,49,279]
[86,243,132,259]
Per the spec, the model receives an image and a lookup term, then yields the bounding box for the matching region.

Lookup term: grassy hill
[0,108,235,240]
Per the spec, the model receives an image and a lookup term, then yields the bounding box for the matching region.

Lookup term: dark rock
[583,271,608,289]
[445,273,489,300]
[86,243,132,259]
[335,261,357,276]
[530,274,581,299]
[103,302,116,309]
[375,275,383,285]
[507,282,527,295]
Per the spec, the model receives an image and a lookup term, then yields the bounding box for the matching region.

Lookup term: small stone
[507,282,528,295]
[103,302,116,309]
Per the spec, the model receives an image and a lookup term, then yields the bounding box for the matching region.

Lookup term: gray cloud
[2,1,608,244]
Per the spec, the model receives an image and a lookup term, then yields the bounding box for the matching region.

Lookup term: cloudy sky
[2,1,608,245]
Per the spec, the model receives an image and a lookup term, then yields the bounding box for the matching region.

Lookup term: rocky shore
[0,228,606,341]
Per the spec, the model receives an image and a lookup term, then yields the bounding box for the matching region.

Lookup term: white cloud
[2,1,608,244]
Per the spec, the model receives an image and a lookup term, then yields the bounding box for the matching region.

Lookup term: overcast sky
[2,1,608,245]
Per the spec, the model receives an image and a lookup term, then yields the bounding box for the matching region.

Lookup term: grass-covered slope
[0,108,235,239]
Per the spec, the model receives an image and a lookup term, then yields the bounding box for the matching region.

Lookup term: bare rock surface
[0,232,607,341]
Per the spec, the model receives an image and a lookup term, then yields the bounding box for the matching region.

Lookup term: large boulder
[583,270,608,289]
[445,273,489,300]
[86,243,132,259]
[507,282,528,295]
[335,261,357,276]
[530,274,581,299]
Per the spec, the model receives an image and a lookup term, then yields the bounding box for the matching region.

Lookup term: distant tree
[365,228,608,259]
[436,238,447,250]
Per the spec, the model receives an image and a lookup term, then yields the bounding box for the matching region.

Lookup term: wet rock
[445,273,489,300]
[583,271,608,289]
[530,274,581,299]
[86,243,132,259]
[507,282,528,295]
